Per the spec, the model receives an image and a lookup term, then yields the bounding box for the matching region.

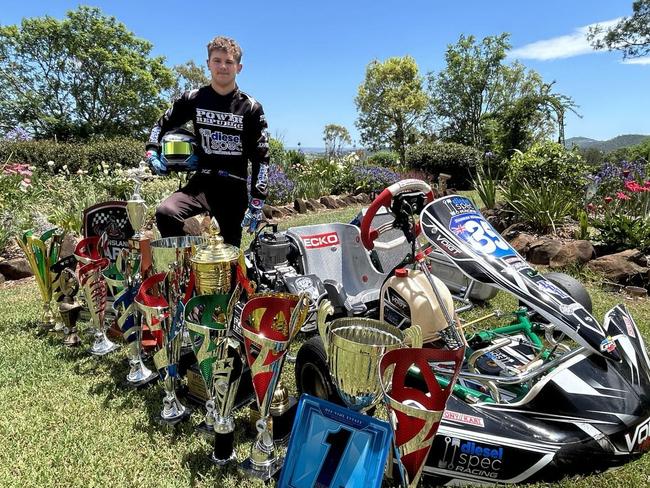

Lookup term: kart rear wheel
[543,271,593,313]
[295,336,343,406]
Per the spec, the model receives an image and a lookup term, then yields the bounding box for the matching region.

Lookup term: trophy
[191,218,240,295]
[105,251,157,386]
[16,228,65,329]
[74,236,118,355]
[58,268,83,347]
[379,347,464,488]
[240,292,309,481]
[144,235,206,424]
[135,272,190,423]
[317,300,422,412]
[51,254,80,335]
[185,292,243,464]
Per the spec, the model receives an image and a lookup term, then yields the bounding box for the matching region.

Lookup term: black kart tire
[543,271,593,313]
[295,336,343,406]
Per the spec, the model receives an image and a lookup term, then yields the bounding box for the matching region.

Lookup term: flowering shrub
[586,160,650,252]
[349,165,400,194]
[263,164,296,205]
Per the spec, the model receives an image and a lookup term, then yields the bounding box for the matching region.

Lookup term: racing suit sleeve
[145,91,195,153]
[246,102,270,200]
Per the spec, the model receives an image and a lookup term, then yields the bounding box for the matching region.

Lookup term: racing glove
[241,197,264,233]
[146,150,167,176]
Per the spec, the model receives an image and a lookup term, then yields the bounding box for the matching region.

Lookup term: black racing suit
[146,84,270,246]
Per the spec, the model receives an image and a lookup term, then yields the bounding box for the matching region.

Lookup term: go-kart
[245,179,650,484]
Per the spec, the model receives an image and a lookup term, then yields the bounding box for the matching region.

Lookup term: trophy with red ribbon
[74,236,118,355]
[379,347,464,487]
[135,272,191,423]
[240,292,309,480]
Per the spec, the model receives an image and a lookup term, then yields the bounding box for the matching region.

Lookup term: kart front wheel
[544,271,593,313]
[295,336,343,406]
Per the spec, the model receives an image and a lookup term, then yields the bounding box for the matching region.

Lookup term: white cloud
[510,18,622,61]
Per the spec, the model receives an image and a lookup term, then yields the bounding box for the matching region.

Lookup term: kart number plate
[449,213,515,258]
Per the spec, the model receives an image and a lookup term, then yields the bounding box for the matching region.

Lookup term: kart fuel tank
[380,268,454,343]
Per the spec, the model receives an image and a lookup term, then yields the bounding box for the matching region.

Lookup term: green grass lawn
[1,205,649,487]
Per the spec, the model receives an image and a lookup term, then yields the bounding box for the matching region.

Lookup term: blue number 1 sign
[277,395,392,488]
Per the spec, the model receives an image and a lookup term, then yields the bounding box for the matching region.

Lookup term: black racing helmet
[161,128,197,171]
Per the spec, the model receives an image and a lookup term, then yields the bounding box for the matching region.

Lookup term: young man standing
[145,36,269,246]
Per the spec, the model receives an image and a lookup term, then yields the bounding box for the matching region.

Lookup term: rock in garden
[341,194,358,205]
[0,258,33,280]
[586,249,649,285]
[320,196,340,209]
[306,198,326,211]
[526,239,564,265]
[0,272,5,285]
[507,232,536,256]
[549,240,595,268]
[263,205,284,219]
[525,238,595,267]
[294,199,308,214]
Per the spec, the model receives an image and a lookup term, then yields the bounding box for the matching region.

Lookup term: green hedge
[365,150,399,167]
[405,141,482,190]
[507,141,588,193]
[0,137,143,173]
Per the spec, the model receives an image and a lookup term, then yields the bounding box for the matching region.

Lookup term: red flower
[623,169,631,177]
[604,196,613,203]
[616,192,631,200]
[625,181,644,192]
[586,203,595,212]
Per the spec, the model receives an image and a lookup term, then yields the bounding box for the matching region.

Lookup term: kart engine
[249,228,326,304]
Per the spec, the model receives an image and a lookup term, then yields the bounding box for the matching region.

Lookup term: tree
[588,1,650,59]
[0,6,174,140]
[323,124,352,158]
[355,56,428,163]
[170,60,210,101]
[428,34,576,153]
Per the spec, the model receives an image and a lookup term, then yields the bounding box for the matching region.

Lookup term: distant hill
[566,134,650,152]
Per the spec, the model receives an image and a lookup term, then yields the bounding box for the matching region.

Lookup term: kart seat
[286,223,386,314]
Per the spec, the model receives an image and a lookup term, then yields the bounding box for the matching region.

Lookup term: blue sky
[2,1,648,147]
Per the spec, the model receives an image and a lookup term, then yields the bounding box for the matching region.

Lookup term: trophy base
[63,335,82,347]
[126,370,159,389]
[249,397,298,445]
[156,406,192,427]
[239,457,281,482]
[209,431,236,466]
[89,341,119,356]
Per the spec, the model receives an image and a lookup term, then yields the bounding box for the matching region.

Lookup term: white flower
[47,161,54,167]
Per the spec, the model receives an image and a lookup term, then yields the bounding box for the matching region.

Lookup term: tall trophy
[379,347,464,487]
[16,228,65,329]
[240,292,309,481]
[185,292,242,464]
[145,234,206,424]
[105,251,157,386]
[75,236,118,355]
[317,300,422,412]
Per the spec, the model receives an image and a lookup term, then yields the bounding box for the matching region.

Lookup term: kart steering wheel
[360,179,434,251]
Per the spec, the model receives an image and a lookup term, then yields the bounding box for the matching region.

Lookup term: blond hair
[206,36,242,63]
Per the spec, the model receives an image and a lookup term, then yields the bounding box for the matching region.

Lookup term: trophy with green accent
[104,251,157,386]
[16,228,65,329]
[185,292,243,464]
